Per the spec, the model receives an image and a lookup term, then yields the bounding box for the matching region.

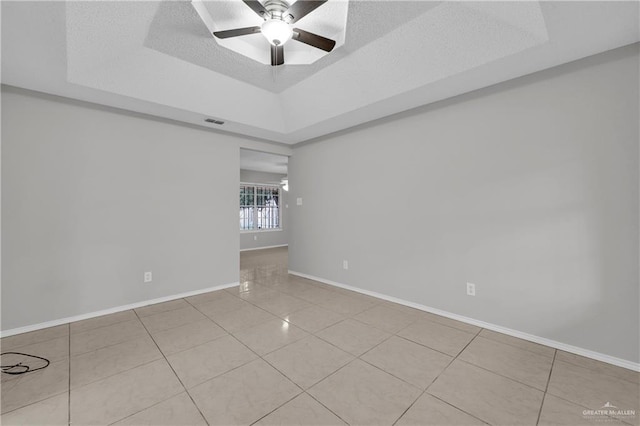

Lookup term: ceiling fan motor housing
[264,0,291,21]
[211,0,338,66]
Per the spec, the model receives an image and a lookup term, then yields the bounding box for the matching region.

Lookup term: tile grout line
[134,299,191,319]
[106,391,191,426]
[65,306,278,409]
[238,281,492,426]
[541,391,638,426]
[123,261,592,424]
[285,271,639,380]
[352,305,420,336]
[426,393,491,426]
[68,279,513,426]
[196,275,385,348]
[137,268,635,425]
[131,308,210,426]
[311,323,386,360]
[536,349,557,425]
[1,332,70,355]
[353,323,423,384]
[0,355,70,417]
[427,327,553,416]
[19,258,633,426]
[551,355,640,386]
[281,313,346,335]
[69,312,139,337]
[0,389,70,418]
[66,335,168,391]
[393,307,482,333]
[391,333,467,358]
[371,315,554,394]
[303,390,352,425]
[248,392,303,426]
[233,272,377,321]
[348,314,418,337]
[540,354,635,426]
[219,323,308,424]
[150,330,227,358]
[478,330,556,359]
[141,307,232,358]
[284,271,637,383]
[469,335,558,364]
[70,320,150,358]
[184,296,282,344]
[300,356,364,423]
[392,327,485,426]
[356,331,397,359]
[69,335,175,390]
[203,289,304,332]
[185,294,314,425]
[453,358,550,394]
[297,312,442,424]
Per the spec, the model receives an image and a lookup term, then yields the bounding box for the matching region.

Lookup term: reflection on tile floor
[1,247,638,425]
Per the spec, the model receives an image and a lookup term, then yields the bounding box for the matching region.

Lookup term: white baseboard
[0,281,239,338]
[289,270,640,373]
[240,244,288,252]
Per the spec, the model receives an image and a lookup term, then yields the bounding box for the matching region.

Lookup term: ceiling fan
[213,0,336,66]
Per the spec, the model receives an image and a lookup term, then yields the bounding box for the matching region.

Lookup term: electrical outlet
[254,235,258,241]
[343,260,349,270]
[296,197,303,205]
[466,282,476,296]
[144,271,152,283]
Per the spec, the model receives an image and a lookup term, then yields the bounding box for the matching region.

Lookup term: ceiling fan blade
[292,28,336,52]
[271,44,284,66]
[242,0,269,18]
[213,26,261,39]
[285,1,327,24]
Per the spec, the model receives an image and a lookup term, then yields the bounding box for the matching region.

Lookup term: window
[240,184,281,231]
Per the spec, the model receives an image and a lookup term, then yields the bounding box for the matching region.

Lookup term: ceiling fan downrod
[263,0,291,21]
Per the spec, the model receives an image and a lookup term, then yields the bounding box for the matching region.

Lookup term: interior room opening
[239,148,290,282]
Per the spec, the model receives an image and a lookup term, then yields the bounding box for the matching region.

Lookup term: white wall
[289,44,640,363]
[1,87,242,331]
[240,169,289,251]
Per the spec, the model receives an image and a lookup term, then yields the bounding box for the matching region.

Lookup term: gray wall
[2,87,241,331]
[289,44,639,363]
[240,169,289,251]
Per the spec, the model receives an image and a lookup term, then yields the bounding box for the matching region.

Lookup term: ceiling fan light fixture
[209,0,338,66]
[261,19,293,46]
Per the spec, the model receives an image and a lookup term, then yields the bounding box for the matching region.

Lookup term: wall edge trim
[240,244,288,252]
[0,281,240,338]
[288,270,640,372]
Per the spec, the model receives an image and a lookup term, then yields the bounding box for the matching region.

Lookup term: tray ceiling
[145,1,437,92]
[2,1,638,145]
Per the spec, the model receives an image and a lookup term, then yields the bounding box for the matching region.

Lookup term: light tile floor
[1,247,638,425]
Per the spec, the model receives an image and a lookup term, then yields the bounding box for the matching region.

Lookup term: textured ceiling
[192,0,349,66]
[2,1,639,145]
[240,149,288,174]
[145,1,437,92]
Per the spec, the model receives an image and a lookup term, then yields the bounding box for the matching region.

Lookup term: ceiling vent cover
[205,118,225,125]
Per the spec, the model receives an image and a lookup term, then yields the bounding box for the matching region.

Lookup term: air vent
[205,118,225,125]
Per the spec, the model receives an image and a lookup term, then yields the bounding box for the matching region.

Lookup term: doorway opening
[239,149,289,282]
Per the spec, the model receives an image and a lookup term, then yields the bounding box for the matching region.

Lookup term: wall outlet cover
[144,271,153,283]
[466,282,476,296]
